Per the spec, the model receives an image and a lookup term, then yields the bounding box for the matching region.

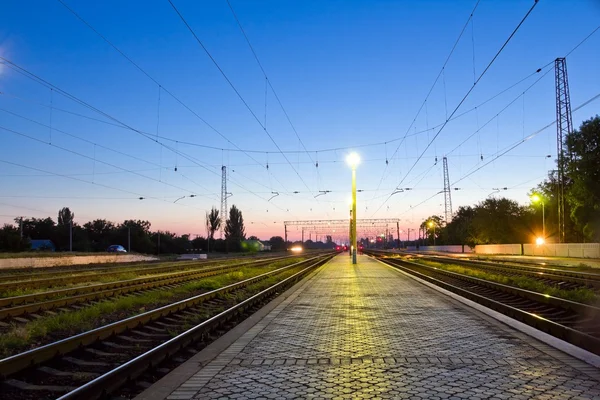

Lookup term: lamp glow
[535,237,545,245]
[346,152,360,169]
[531,194,541,203]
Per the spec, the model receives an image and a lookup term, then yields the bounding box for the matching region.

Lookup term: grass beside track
[0,257,305,358]
[413,259,598,304]
[0,259,254,298]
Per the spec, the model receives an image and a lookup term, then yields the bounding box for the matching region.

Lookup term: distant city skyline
[1,0,599,240]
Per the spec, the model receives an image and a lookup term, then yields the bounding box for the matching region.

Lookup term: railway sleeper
[3,378,76,393]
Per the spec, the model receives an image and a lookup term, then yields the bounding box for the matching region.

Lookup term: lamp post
[531,194,545,239]
[346,152,360,264]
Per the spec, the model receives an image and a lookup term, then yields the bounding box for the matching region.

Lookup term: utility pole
[128,226,131,252]
[220,166,228,239]
[443,157,452,224]
[284,224,288,248]
[69,220,73,252]
[19,217,23,239]
[396,222,400,249]
[555,58,572,243]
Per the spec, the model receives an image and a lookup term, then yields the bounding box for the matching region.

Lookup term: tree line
[419,116,600,246]
[0,204,286,254]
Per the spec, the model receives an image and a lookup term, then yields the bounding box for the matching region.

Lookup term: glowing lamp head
[531,194,541,203]
[346,152,360,169]
[428,221,434,227]
[535,237,545,245]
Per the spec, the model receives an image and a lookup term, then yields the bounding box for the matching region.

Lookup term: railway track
[370,253,600,356]
[368,249,600,291]
[0,253,285,290]
[0,255,298,324]
[0,253,334,400]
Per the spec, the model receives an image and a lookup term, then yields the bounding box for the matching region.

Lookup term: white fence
[523,243,599,258]
[474,244,523,255]
[414,245,472,253]
[409,243,599,258]
[0,254,158,269]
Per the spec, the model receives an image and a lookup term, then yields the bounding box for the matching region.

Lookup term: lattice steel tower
[443,156,452,224]
[220,165,227,238]
[555,58,572,243]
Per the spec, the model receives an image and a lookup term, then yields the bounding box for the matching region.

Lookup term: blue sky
[0,0,599,241]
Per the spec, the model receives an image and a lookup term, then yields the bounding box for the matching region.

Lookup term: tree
[0,224,29,251]
[58,207,74,226]
[269,236,285,251]
[247,236,259,241]
[56,207,75,251]
[444,206,476,247]
[84,219,117,251]
[225,205,245,252]
[564,115,600,241]
[119,220,153,253]
[206,207,221,252]
[420,215,444,245]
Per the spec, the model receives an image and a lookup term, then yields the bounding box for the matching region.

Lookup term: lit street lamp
[346,152,360,264]
[428,220,436,246]
[531,194,545,239]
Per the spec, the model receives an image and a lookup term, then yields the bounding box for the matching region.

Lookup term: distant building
[30,239,56,251]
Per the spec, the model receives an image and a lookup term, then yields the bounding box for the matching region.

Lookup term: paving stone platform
[163,255,600,399]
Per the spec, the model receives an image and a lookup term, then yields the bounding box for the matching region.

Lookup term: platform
[138,254,600,399]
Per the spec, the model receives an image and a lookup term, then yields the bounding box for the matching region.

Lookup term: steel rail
[0,253,283,284]
[368,249,600,289]
[55,253,332,400]
[0,254,294,309]
[0,256,290,320]
[0,253,334,378]
[0,254,290,293]
[373,255,600,355]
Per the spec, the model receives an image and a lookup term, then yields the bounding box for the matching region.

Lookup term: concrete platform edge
[133,263,325,400]
[372,257,600,371]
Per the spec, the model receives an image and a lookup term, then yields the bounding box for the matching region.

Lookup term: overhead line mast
[554,58,572,244]
[443,157,452,224]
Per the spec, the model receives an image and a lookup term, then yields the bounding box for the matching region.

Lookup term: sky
[0,0,599,242]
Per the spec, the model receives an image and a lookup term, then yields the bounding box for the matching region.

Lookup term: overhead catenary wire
[392,91,600,217]
[225,0,315,165]
[372,0,482,194]
[0,62,549,157]
[0,58,296,214]
[55,0,292,194]
[452,91,600,187]
[0,124,219,202]
[168,0,315,196]
[372,0,540,216]
[0,158,208,211]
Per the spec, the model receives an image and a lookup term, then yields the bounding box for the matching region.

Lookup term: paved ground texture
[167,255,600,399]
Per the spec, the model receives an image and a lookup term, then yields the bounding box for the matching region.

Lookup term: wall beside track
[523,243,599,258]
[0,254,158,269]
[408,243,600,258]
